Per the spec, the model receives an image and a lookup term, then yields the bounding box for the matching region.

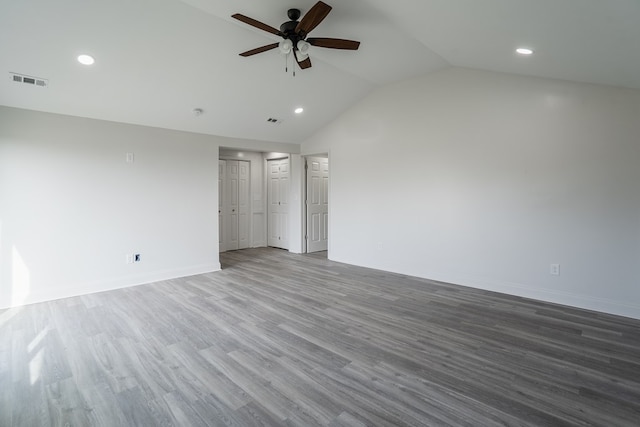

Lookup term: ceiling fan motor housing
[280,20,301,43]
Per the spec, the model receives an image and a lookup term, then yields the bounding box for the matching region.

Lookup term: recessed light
[294,107,304,114]
[516,48,534,55]
[77,54,95,65]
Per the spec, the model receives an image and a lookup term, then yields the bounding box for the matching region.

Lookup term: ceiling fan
[232,1,360,70]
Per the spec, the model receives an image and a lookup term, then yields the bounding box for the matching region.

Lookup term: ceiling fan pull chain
[292,53,296,77]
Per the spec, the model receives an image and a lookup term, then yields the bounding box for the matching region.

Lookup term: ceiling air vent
[10,72,48,88]
[267,117,282,124]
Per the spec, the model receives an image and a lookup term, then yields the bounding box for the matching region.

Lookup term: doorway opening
[219,149,296,255]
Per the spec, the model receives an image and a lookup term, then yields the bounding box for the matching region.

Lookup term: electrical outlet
[134,253,141,262]
[550,263,560,276]
[126,254,133,264]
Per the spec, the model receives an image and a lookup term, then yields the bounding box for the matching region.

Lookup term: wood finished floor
[1,248,640,426]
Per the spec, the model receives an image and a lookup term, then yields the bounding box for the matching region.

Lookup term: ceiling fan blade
[298,57,312,69]
[307,38,360,50]
[239,43,279,57]
[294,50,312,69]
[232,14,282,36]
[295,1,332,36]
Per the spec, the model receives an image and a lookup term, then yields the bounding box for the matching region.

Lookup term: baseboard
[330,255,640,321]
[1,262,221,309]
[447,275,640,320]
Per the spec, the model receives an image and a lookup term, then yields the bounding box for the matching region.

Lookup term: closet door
[237,160,250,249]
[226,160,240,250]
[267,158,289,249]
[218,160,226,251]
[220,159,250,252]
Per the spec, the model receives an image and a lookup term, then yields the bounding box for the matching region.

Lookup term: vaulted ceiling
[2,0,639,144]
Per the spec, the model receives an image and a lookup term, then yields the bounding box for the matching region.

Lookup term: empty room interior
[1,0,640,426]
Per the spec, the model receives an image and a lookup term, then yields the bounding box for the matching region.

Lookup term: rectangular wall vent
[9,72,48,88]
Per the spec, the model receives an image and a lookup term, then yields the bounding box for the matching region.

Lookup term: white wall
[303,67,640,319]
[0,107,294,308]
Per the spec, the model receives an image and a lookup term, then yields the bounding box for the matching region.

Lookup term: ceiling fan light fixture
[279,39,293,54]
[297,40,310,56]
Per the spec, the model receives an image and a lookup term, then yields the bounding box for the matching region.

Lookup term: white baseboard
[331,255,640,320]
[448,275,640,320]
[1,262,221,309]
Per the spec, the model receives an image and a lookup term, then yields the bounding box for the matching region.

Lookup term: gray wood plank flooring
[1,247,639,426]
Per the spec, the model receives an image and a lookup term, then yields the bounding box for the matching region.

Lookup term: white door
[220,159,250,252]
[238,160,250,249]
[268,160,280,247]
[226,160,240,250]
[267,158,289,249]
[306,157,329,252]
[218,159,226,251]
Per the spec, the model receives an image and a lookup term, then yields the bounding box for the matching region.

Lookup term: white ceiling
[2,0,639,144]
